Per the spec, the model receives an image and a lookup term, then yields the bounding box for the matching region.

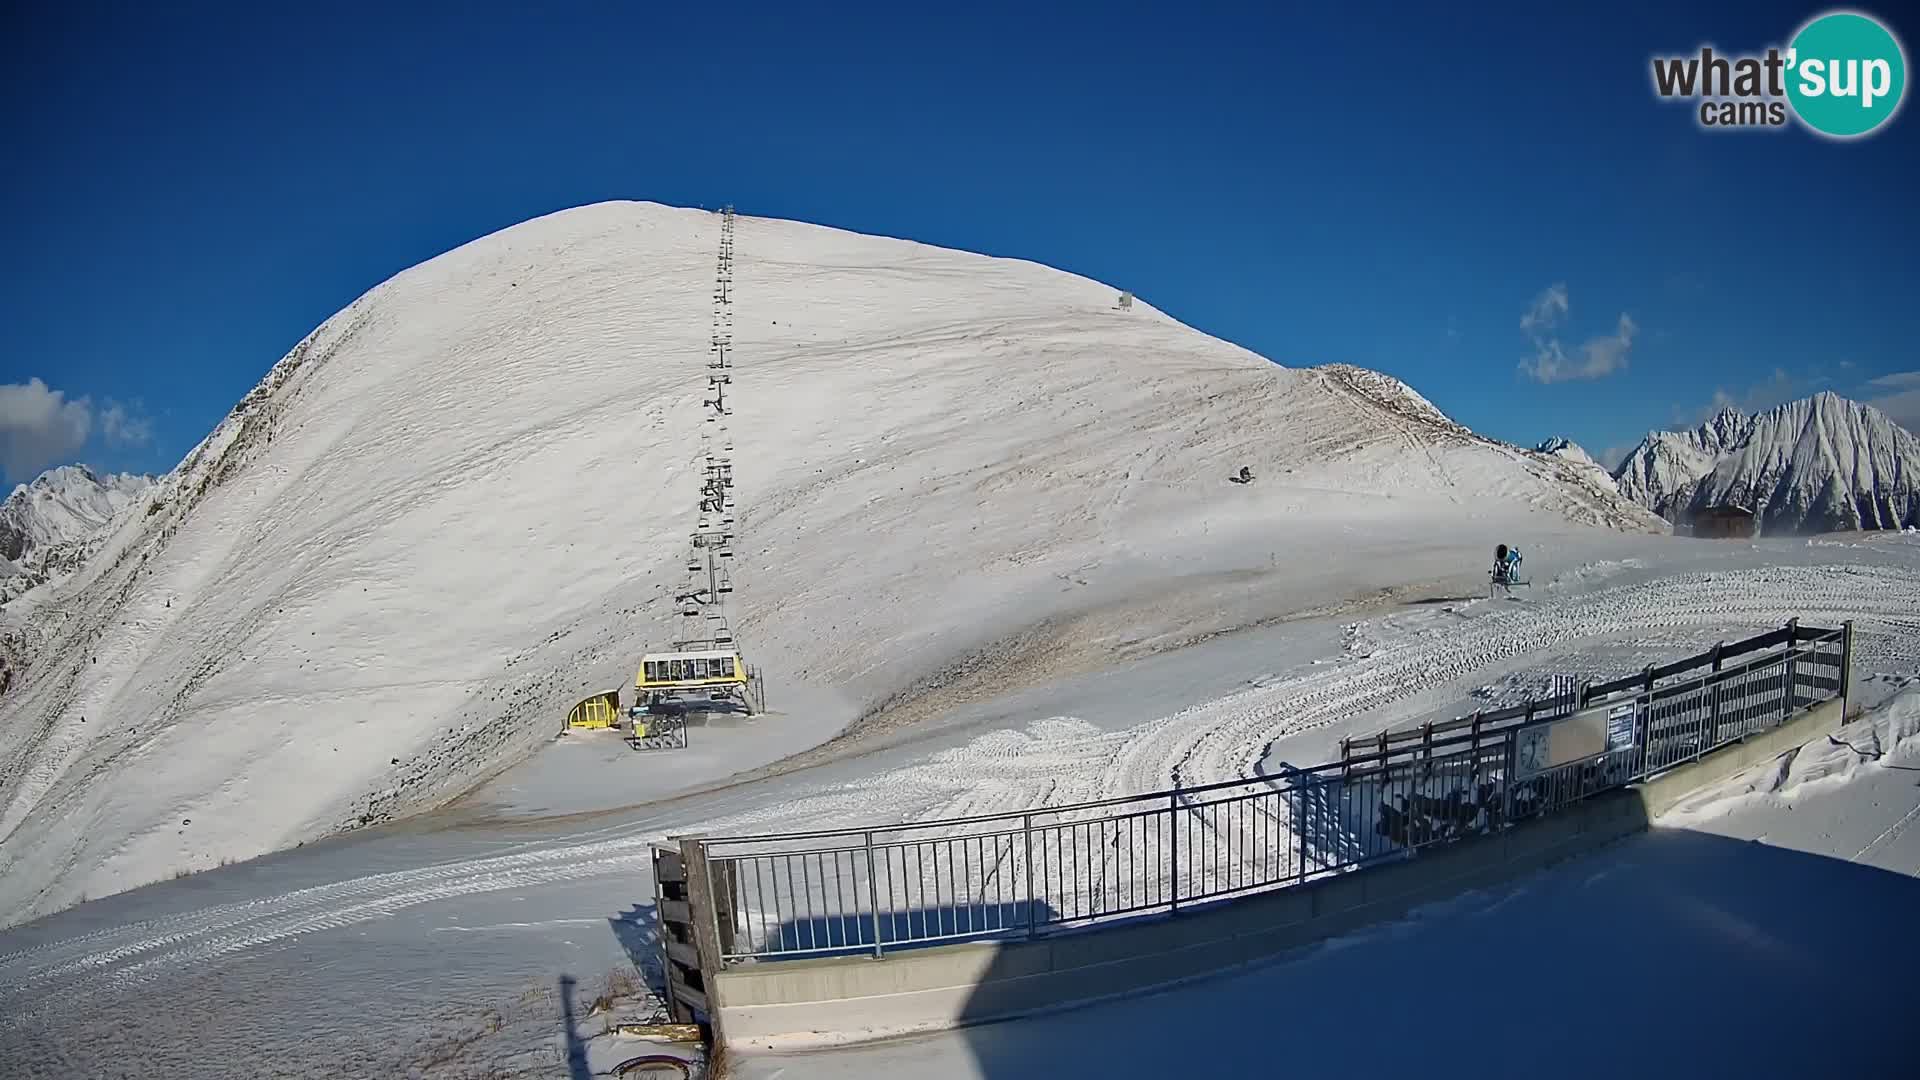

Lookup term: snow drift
[1615,394,1920,533]
[0,201,1660,925]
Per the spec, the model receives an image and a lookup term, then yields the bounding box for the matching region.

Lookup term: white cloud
[100,400,154,446]
[0,378,94,482]
[1519,286,1637,384]
[0,380,153,483]
[1519,283,1568,334]
[1865,370,1920,433]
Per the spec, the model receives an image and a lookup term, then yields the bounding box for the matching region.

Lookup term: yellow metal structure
[567,690,622,730]
[634,649,754,716]
[635,650,747,692]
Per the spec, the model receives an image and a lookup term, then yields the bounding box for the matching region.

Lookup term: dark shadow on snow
[558,974,591,1080]
[763,899,1060,961]
[609,903,667,1000]
[945,825,1920,1079]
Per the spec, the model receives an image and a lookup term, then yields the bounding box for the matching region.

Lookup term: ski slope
[0,542,1915,1079]
[0,201,1660,926]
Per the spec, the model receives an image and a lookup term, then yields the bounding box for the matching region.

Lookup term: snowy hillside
[0,201,1660,924]
[1615,394,1920,533]
[0,465,152,605]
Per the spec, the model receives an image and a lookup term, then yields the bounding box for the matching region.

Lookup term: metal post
[864,831,883,959]
[1023,813,1037,938]
[1703,642,1723,760]
[1783,621,1799,722]
[1841,620,1855,716]
[1500,735,1517,827]
[1168,791,1181,913]
[1296,783,1309,883]
[679,837,729,1043]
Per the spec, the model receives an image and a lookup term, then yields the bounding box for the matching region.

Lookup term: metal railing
[687,621,1850,963]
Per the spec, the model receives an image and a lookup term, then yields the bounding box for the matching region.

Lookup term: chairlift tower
[676,205,743,652]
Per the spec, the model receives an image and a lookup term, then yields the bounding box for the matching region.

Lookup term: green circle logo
[1786,10,1907,137]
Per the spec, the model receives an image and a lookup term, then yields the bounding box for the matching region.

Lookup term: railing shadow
[609,903,666,1000]
[762,899,1061,960]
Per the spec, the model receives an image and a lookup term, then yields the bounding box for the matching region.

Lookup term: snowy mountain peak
[1532,438,1617,495]
[1614,393,1920,533]
[1535,437,1598,468]
[1696,406,1753,453]
[1,464,153,565]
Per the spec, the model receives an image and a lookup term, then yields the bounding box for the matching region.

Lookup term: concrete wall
[710,694,1846,1051]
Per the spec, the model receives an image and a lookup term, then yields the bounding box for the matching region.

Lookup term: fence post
[1702,642,1724,760]
[1339,737,1350,782]
[864,831,883,959]
[1841,620,1855,716]
[1468,712,1483,788]
[679,837,729,1043]
[1420,722,1434,779]
[1168,792,1181,913]
[1500,734,1517,826]
[1783,619,1799,722]
[1023,813,1037,938]
[1296,782,1309,883]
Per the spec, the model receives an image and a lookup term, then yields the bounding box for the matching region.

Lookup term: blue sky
[2,1,1915,485]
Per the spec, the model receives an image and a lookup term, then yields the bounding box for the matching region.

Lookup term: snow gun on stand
[1490,543,1528,598]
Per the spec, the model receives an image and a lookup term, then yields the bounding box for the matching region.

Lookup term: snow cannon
[1490,544,1527,598]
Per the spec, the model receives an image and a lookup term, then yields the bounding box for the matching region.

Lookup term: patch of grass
[589,967,644,1015]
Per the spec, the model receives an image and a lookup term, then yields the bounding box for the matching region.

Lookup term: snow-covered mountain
[1614,393,1920,534]
[0,201,1662,924]
[0,466,152,605]
[1534,437,1618,492]
[1535,437,1599,472]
